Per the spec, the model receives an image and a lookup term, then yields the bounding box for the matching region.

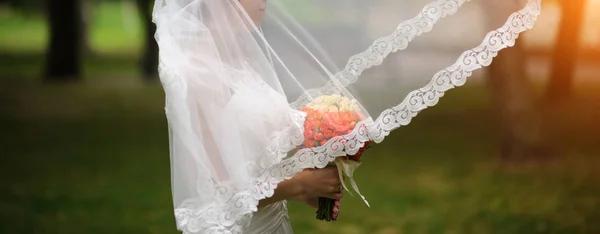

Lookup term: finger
[317,167,340,181]
[325,192,343,200]
[333,174,341,184]
[328,173,341,185]
[323,193,337,199]
[324,166,340,178]
[326,165,338,173]
[307,197,319,208]
[329,184,342,193]
[332,166,340,177]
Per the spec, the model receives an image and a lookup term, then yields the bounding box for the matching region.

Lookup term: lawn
[2,78,600,234]
[1,2,600,234]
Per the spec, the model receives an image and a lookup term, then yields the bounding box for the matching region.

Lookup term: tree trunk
[545,0,587,103]
[80,0,93,55]
[137,0,159,81]
[487,42,549,160]
[44,0,82,82]
[484,0,549,160]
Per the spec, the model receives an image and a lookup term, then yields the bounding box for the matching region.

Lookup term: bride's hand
[293,166,344,201]
[294,194,319,208]
[258,166,342,209]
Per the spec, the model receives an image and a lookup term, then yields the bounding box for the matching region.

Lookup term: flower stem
[315,197,336,221]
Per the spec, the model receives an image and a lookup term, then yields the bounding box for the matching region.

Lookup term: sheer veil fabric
[152,0,542,233]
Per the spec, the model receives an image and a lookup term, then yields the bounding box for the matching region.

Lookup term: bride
[153,0,541,233]
[153,0,346,233]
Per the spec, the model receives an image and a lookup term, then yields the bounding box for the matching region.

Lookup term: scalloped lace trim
[291,0,471,109]
[171,0,541,233]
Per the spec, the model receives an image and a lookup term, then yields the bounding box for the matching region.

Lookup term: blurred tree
[485,0,549,160]
[2,0,41,11]
[44,0,83,82]
[546,0,587,103]
[487,42,549,160]
[80,0,94,55]
[137,0,159,81]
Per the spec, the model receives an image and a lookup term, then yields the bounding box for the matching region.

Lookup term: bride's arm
[258,167,344,209]
[168,29,343,212]
[258,177,304,209]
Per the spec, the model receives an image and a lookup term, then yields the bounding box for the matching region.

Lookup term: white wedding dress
[245,201,293,234]
[154,0,542,233]
[165,59,302,234]
[224,66,296,234]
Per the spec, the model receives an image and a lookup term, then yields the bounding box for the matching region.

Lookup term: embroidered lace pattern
[291,0,472,109]
[170,0,541,233]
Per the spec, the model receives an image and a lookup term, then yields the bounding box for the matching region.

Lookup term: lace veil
[152,0,541,233]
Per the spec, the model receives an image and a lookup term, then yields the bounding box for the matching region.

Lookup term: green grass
[0,2,143,84]
[0,2,142,55]
[1,81,599,234]
[1,2,600,233]
[88,1,142,54]
[0,8,47,53]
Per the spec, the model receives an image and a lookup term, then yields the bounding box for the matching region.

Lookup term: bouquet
[298,94,372,221]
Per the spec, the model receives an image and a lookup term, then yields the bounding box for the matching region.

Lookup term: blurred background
[1,0,599,233]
